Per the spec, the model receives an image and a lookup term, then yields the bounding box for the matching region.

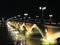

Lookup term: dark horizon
[0,0,60,21]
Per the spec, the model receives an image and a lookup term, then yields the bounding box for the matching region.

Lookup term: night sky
[0,0,60,21]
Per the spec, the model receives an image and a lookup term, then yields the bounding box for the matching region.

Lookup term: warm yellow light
[46,32,60,44]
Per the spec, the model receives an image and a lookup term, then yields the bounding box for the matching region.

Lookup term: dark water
[0,22,14,45]
[26,36,42,45]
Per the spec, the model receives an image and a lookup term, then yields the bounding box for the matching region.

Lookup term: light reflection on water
[7,21,59,45]
[26,37,42,45]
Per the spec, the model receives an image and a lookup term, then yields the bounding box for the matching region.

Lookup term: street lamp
[24,13,28,16]
[49,14,53,24]
[17,15,21,17]
[28,17,31,19]
[35,16,40,24]
[20,18,22,20]
[24,13,28,23]
[28,17,31,22]
[14,16,17,18]
[2,17,4,22]
[17,15,21,22]
[35,16,39,22]
[36,16,39,18]
[39,7,46,24]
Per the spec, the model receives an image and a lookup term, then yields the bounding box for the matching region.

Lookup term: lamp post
[24,13,28,23]
[49,14,53,24]
[35,16,39,24]
[17,15,21,22]
[28,17,31,22]
[24,13,28,17]
[2,17,4,22]
[39,7,46,24]
[28,17,31,19]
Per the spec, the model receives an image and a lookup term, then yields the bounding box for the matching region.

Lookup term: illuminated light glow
[7,21,44,40]
[20,26,24,30]
[39,7,42,10]
[7,21,10,24]
[7,23,16,32]
[28,17,31,19]
[39,7,46,10]
[45,28,48,33]
[42,7,46,10]
[2,17,4,20]
[41,38,50,45]
[26,30,32,37]
[30,24,44,38]
[24,13,28,16]
[15,23,19,29]
[11,31,20,40]
[14,16,17,18]
[49,15,53,18]
[25,23,32,31]
[12,31,19,35]
[46,32,60,44]
[20,23,25,30]
[25,23,44,38]
[21,41,23,45]
[36,16,39,18]
[17,15,21,17]
[22,23,25,27]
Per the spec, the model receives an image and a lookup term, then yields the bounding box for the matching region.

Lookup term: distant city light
[14,16,17,18]
[23,17,25,19]
[39,7,42,10]
[39,7,46,10]
[20,18,22,20]
[28,17,31,19]
[24,13,28,16]
[49,15,53,18]
[2,17,4,21]
[42,7,46,10]
[36,16,39,18]
[17,15,21,17]
[45,28,48,33]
